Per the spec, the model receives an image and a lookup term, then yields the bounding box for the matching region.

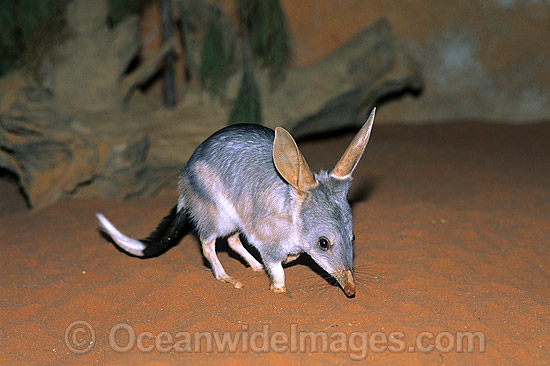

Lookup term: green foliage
[198,0,291,125]
[0,4,17,75]
[0,0,155,79]
[107,0,153,26]
[227,72,262,125]
[0,0,70,78]
[242,0,290,81]
[199,15,235,97]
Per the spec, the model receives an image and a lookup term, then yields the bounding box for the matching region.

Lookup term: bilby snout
[335,269,355,298]
[343,269,355,297]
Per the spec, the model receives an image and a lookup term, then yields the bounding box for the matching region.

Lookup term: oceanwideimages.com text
[65,321,486,360]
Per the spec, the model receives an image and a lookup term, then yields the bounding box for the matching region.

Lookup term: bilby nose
[344,283,355,297]
[343,269,355,298]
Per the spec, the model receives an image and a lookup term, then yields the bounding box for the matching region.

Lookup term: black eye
[352,233,356,241]
[318,236,330,251]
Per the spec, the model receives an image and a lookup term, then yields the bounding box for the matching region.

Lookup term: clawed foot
[218,275,243,289]
[250,262,264,272]
[269,283,288,294]
[282,254,300,264]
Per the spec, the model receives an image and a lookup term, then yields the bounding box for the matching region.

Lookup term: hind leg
[201,237,242,288]
[227,233,264,272]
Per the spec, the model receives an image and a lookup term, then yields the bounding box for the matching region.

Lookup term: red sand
[1,122,548,365]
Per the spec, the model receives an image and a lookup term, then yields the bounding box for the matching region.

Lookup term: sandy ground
[0,122,548,365]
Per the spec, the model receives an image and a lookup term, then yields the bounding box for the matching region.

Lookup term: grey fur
[97,109,375,297]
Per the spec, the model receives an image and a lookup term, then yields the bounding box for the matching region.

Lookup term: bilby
[97,108,375,298]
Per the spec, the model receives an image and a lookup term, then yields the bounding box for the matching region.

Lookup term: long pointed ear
[331,108,376,179]
[273,127,318,193]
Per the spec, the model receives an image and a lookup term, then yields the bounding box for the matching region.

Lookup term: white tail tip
[96,213,145,256]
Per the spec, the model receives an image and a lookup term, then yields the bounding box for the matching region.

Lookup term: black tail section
[140,205,191,258]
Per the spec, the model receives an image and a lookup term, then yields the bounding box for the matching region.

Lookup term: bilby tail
[97,205,188,258]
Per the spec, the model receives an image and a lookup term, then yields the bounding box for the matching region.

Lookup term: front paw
[269,283,288,294]
[250,262,264,272]
[282,254,300,264]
